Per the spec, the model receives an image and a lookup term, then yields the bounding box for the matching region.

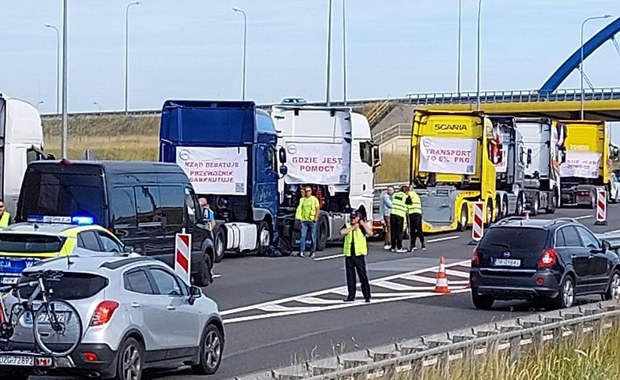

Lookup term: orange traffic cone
[433,256,450,294]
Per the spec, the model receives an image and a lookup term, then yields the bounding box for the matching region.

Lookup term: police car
[0,215,124,285]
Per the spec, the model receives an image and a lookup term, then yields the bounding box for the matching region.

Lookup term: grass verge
[412,320,620,380]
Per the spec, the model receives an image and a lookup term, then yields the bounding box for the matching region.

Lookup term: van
[16,160,216,286]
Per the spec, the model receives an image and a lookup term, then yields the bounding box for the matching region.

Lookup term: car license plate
[37,313,66,323]
[494,258,521,267]
[0,355,34,366]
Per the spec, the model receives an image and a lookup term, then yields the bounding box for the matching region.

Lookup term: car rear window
[18,272,108,300]
[479,227,548,251]
[0,234,66,253]
[18,164,106,226]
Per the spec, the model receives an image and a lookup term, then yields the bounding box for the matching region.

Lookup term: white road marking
[426,235,461,243]
[445,269,471,279]
[221,260,471,323]
[573,215,592,220]
[604,229,620,234]
[313,254,342,261]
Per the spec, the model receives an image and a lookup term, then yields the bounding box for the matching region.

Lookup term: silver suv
[0,255,224,380]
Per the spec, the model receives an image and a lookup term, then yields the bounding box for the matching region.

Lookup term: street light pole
[61,0,68,159]
[457,0,462,96]
[233,8,247,100]
[476,0,482,111]
[326,0,333,106]
[580,14,611,120]
[44,24,60,114]
[342,0,347,106]
[124,1,140,116]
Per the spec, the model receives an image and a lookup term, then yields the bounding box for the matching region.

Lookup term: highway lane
[31,206,619,380]
[150,206,620,380]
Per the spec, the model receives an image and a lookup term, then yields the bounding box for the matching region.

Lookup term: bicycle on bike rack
[0,270,83,357]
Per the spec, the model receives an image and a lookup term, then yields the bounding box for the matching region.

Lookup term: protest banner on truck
[560,151,601,179]
[176,147,248,195]
[284,143,351,185]
[419,137,478,175]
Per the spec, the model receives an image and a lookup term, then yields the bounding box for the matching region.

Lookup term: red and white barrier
[175,232,192,284]
[595,189,607,226]
[471,201,485,242]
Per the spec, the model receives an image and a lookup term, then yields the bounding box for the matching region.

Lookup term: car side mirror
[188,285,203,305]
[123,246,134,254]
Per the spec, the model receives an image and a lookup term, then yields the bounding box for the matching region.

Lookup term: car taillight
[89,301,120,327]
[538,249,557,269]
[472,248,480,266]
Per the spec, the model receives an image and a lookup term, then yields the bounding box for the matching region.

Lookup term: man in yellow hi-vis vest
[295,186,320,258]
[340,209,373,303]
[390,187,408,253]
[405,188,425,252]
[0,200,11,228]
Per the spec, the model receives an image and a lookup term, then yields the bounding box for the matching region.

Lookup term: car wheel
[316,218,328,252]
[214,230,225,263]
[471,291,494,310]
[195,253,213,287]
[590,192,597,209]
[552,276,575,309]
[257,221,271,255]
[114,338,143,380]
[458,204,468,231]
[604,271,620,301]
[192,324,225,375]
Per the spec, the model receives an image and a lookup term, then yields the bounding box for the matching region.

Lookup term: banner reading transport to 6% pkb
[419,137,478,175]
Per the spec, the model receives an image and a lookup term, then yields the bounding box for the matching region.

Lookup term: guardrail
[235,299,620,380]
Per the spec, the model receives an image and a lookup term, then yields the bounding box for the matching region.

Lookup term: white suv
[0,255,224,380]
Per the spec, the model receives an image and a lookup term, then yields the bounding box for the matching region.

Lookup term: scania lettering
[271,106,380,251]
[410,110,500,233]
[434,124,468,131]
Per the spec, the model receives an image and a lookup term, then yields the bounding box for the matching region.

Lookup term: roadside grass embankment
[376,153,409,184]
[414,321,620,380]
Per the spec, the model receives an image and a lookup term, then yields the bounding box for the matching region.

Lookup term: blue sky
[2,1,620,116]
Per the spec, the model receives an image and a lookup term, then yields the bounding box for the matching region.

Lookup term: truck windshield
[18,165,106,225]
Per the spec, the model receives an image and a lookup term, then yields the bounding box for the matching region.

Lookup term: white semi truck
[271,106,380,251]
[0,94,48,216]
[514,117,565,215]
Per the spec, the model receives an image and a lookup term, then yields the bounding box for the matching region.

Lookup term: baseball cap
[349,210,358,219]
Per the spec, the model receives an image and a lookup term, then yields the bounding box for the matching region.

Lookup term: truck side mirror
[278,147,287,164]
[372,144,381,168]
[527,148,533,166]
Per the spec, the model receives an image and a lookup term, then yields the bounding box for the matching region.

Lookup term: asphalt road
[33,206,620,380]
[150,205,620,380]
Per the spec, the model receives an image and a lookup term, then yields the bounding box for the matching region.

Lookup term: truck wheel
[495,195,503,220]
[531,195,539,216]
[458,204,468,231]
[485,201,493,227]
[516,193,524,215]
[316,218,328,252]
[214,230,225,263]
[546,191,557,214]
[257,221,271,256]
[502,195,509,218]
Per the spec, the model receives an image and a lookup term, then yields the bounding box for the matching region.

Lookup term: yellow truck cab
[410,110,501,233]
[558,120,620,207]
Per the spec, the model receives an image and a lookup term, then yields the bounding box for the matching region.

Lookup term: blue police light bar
[26,215,94,226]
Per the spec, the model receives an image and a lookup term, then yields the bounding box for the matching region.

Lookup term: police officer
[340,209,373,303]
[0,200,12,228]
[405,188,425,252]
[390,187,408,253]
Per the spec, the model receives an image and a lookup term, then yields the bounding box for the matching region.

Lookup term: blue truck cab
[159,100,286,261]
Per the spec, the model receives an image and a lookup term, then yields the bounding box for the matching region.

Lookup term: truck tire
[214,230,226,263]
[516,193,524,216]
[502,195,509,218]
[257,221,271,256]
[546,191,557,214]
[495,195,503,220]
[485,201,493,227]
[531,194,539,216]
[316,218,328,252]
[458,204,468,231]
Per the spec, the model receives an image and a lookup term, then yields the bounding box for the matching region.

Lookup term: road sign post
[175,232,192,284]
[595,188,607,225]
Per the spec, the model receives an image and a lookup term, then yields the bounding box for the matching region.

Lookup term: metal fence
[373,123,411,145]
[235,299,620,380]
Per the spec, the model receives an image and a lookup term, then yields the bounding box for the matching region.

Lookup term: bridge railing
[404,87,620,105]
[373,123,411,145]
